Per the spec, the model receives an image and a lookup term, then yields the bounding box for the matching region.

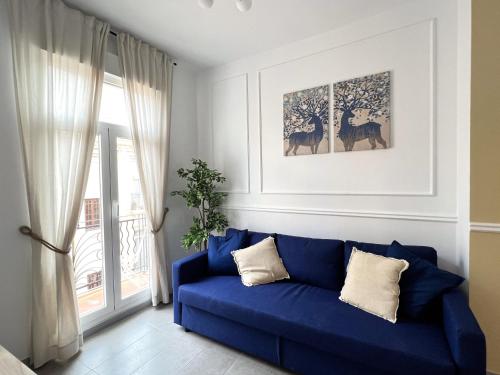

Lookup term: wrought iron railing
[72,215,150,295]
[119,216,149,276]
[72,225,103,294]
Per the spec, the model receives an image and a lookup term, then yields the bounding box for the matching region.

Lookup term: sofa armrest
[172,250,208,325]
[442,289,486,375]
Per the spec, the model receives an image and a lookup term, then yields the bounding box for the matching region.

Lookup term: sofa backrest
[246,230,273,246]
[276,233,344,291]
[227,228,440,290]
[227,228,273,247]
[344,240,438,272]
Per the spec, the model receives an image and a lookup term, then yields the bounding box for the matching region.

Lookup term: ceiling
[65,0,412,69]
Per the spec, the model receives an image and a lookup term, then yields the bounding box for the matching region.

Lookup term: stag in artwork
[283,85,329,156]
[333,71,390,152]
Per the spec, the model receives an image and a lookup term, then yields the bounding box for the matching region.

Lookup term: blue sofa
[172,231,485,375]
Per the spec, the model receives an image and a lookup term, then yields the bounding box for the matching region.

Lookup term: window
[73,73,150,327]
[98,73,130,126]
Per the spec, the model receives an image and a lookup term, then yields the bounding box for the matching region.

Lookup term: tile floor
[35,305,292,375]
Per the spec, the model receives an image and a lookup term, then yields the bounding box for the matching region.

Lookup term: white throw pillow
[339,247,409,323]
[231,236,290,287]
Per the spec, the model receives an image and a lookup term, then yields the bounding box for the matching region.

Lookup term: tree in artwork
[333,71,390,152]
[283,85,329,156]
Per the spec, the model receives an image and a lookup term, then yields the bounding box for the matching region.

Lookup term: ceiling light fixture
[198,0,253,12]
[235,0,252,12]
[198,0,214,9]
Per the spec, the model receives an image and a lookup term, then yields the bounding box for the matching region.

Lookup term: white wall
[0,0,199,358]
[197,0,468,273]
[0,0,32,360]
[165,62,200,268]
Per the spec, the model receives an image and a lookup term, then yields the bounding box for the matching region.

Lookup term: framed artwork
[333,71,391,152]
[283,85,329,156]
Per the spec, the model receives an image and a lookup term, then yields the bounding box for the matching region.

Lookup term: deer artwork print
[333,71,391,152]
[283,85,329,156]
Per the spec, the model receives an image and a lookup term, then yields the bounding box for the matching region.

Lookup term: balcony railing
[118,216,150,277]
[72,215,150,312]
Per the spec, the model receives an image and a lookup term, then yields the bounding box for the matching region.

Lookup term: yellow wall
[470,232,500,373]
[469,0,500,373]
[470,0,500,223]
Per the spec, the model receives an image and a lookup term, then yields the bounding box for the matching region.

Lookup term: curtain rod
[109,30,178,66]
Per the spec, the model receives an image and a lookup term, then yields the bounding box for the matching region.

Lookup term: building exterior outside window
[84,198,100,229]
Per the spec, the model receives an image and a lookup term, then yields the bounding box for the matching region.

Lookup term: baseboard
[83,301,151,338]
[21,357,31,367]
[488,370,500,375]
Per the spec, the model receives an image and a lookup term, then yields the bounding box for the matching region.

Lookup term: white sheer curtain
[8,0,108,368]
[117,33,172,306]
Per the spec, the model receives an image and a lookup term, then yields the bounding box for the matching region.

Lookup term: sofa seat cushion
[178,276,455,375]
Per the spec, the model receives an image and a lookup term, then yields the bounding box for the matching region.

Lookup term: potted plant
[171,159,229,251]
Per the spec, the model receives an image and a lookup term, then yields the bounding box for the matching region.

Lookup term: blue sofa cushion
[207,229,247,275]
[344,240,437,271]
[178,276,455,375]
[276,234,344,290]
[227,228,273,247]
[387,241,464,319]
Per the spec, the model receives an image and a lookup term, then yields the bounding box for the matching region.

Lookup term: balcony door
[72,73,151,330]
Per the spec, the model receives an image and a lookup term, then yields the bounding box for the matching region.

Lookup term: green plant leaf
[171,159,229,251]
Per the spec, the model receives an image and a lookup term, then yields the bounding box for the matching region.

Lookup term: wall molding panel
[222,205,457,223]
[211,73,250,193]
[257,19,436,196]
[470,222,500,233]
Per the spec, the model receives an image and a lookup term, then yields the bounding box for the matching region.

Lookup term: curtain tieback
[19,226,70,255]
[151,207,169,234]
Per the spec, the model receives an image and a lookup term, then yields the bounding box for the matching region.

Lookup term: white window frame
[79,74,150,333]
